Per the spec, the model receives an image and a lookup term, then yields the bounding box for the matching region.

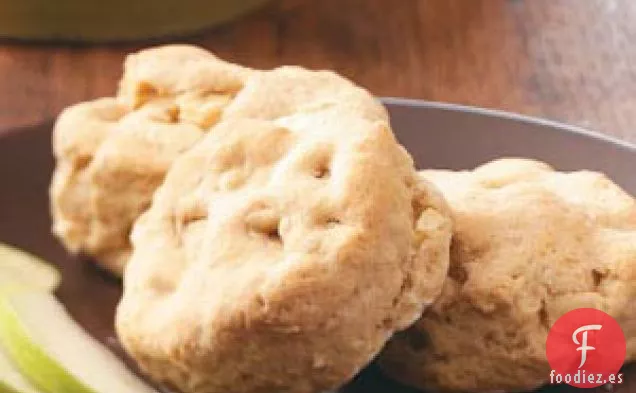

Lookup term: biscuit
[50,96,207,274]
[115,110,452,392]
[378,158,636,392]
[50,45,387,275]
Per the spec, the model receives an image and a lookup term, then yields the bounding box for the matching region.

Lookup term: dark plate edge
[380,97,636,152]
[3,99,636,152]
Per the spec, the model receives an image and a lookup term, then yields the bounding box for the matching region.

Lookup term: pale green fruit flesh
[0,295,93,393]
[0,244,61,293]
[0,346,40,393]
[0,292,158,393]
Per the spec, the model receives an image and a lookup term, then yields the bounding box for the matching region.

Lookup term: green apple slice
[0,243,60,292]
[0,292,158,393]
[0,346,39,393]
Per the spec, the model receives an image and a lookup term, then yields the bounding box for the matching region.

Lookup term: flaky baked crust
[50,45,390,275]
[115,108,451,391]
[379,158,636,392]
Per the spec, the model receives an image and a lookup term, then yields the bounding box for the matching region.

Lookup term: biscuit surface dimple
[378,158,636,393]
[116,112,452,392]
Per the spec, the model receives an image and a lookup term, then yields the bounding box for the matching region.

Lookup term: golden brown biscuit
[379,158,636,392]
[50,46,245,274]
[50,45,388,274]
[50,98,206,274]
[115,110,452,393]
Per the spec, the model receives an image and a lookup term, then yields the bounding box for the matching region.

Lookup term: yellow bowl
[0,0,270,42]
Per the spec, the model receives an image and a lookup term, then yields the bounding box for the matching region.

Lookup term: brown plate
[0,98,635,392]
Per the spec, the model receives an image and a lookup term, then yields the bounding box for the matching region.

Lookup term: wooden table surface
[1,0,636,142]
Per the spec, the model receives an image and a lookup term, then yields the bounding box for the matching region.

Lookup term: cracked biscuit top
[379,158,636,393]
[50,45,389,275]
[115,107,451,393]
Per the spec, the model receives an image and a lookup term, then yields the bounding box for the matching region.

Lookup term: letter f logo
[547,308,626,388]
[572,324,603,368]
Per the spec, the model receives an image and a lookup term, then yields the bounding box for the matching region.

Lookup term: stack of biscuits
[50,45,636,393]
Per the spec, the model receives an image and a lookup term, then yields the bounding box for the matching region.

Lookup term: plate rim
[381,97,636,152]
[3,98,635,154]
